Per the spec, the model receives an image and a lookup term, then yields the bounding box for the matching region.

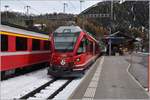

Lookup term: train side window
[32,39,40,50]
[1,35,8,51]
[89,41,93,52]
[16,37,27,51]
[77,39,86,54]
[44,41,50,50]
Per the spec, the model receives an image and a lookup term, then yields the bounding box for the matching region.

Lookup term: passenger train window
[77,39,86,54]
[16,37,27,51]
[77,38,93,54]
[1,35,8,51]
[44,41,50,50]
[88,41,93,52]
[32,39,40,50]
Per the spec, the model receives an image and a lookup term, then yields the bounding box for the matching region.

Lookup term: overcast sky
[1,0,102,15]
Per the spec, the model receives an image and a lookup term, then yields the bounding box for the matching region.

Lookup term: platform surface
[70,56,149,99]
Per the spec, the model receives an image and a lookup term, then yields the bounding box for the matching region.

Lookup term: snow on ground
[0,68,51,99]
[1,67,85,100]
[54,78,83,99]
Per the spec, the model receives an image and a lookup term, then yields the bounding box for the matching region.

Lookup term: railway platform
[69,56,149,99]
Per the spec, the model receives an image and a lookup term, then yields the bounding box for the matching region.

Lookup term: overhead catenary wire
[68,0,77,10]
[17,0,42,15]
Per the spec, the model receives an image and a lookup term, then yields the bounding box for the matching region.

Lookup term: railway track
[18,78,73,99]
[1,63,48,81]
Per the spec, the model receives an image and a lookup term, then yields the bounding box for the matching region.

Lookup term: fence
[128,52,149,91]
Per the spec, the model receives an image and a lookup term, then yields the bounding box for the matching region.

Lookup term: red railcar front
[48,26,100,77]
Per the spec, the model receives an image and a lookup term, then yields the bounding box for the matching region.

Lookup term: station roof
[103,31,136,45]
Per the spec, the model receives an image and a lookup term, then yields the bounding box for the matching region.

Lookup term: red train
[0,25,50,78]
[48,26,101,77]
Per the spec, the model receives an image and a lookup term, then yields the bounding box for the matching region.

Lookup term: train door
[93,42,95,55]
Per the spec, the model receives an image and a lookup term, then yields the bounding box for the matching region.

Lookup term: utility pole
[80,0,85,30]
[80,0,84,12]
[109,0,113,56]
[24,5,32,27]
[24,5,31,16]
[63,3,68,13]
[4,5,9,21]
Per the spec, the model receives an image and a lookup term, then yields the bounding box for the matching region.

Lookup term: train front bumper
[47,65,84,77]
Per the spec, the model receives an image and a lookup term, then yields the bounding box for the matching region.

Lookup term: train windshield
[53,32,79,52]
[53,26,82,52]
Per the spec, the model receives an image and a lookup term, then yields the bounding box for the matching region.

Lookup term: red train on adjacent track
[0,25,50,78]
[48,26,101,77]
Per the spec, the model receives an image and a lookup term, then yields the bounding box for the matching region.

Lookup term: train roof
[0,25,49,39]
[54,26,82,33]
[54,25,99,43]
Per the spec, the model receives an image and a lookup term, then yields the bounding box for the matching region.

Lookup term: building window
[16,37,27,51]
[32,39,40,50]
[44,41,50,50]
[1,35,8,51]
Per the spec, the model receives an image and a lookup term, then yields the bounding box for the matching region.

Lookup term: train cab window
[16,37,27,51]
[32,39,40,50]
[1,35,8,51]
[44,41,50,50]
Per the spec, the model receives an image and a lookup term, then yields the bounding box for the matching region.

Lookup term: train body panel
[0,25,49,39]
[0,25,50,77]
[1,51,50,71]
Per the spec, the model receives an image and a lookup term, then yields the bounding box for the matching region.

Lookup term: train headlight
[60,59,66,65]
[76,58,80,62]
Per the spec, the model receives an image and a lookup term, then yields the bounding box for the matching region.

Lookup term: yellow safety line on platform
[0,31,49,40]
